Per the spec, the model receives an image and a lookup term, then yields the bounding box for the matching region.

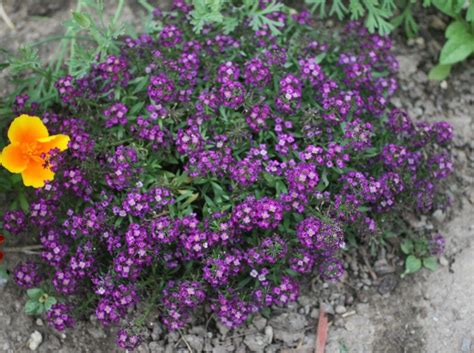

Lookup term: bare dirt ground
[0,1,473,353]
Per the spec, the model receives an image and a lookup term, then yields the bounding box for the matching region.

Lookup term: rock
[397,54,421,77]
[136,343,151,353]
[439,256,449,267]
[167,332,180,343]
[235,346,246,353]
[41,335,61,352]
[320,302,334,315]
[377,274,398,295]
[440,80,448,89]
[461,337,472,353]
[264,326,273,343]
[86,326,106,339]
[310,308,319,319]
[189,326,206,336]
[164,344,175,353]
[26,0,65,16]
[216,321,229,337]
[429,15,446,30]
[35,318,44,326]
[269,313,307,344]
[374,258,394,275]
[212,346,227,353]
[151,324,163,340]
[252,316,267,331]
[183,335,204,353]
[28,331,43,351]
[432,209,446,223]
[335,305,347,314]
[415,37,425,47]
[149,342,165,353]
[244,333,271,352]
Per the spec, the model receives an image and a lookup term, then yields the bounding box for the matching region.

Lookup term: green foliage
[25,288,57,315]
[306,0,394,34]
[304,0,474,78]
[400,238,438,277]
[65,0,127,76]
[189,0,287,35]
[0,265,8,284]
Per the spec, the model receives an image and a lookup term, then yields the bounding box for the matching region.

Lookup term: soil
[0,1,473,353]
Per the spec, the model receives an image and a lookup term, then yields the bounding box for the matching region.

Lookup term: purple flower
[2,210,26,235]
[319,257,345,281]
[13,261,42,288]
[219,81,246,109]
[296,216,344,254]
[244,58,271,88]
[46,303,75,331]
[116,328,141,350]
[275,74,302,114]
[103,102,128,127]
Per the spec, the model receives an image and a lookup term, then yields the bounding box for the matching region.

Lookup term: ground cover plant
[303,0,474,79]
[0,0,454,350]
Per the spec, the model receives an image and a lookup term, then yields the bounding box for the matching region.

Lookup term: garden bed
[0,1,473,353]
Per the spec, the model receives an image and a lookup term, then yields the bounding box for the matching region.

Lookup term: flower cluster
[2,2,455,351]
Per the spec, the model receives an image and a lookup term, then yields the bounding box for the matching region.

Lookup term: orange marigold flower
[0,115,70,188]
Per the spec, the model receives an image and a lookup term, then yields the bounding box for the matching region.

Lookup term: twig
[176,329,194,353]
[3,245,43,255]
[360,248,378,281]
[0,0,15,31]
[222,329,257,342]
[341,310,356,318]
[315,306,329,353]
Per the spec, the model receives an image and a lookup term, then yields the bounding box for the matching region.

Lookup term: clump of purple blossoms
[13,261,42,288]
[2,210,26,235]
[46,304,75,331]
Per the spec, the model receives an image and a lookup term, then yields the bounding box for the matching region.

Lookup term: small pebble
[28,331,43,351]
[310,308,320,319]
[461,337,471,353]
[335,305,347,314]
[440,81,448,89]
[432,209,446,223]
[439,256,449,267]
[35,318,44,326]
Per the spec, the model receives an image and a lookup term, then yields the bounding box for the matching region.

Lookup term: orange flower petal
[1,143,29,173]
[37,134,70,153]
[8,115,49,144]
[21,159,54,188]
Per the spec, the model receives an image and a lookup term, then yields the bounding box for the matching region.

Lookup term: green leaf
[349,0,365,19]
[422,256,438,271]
[25,300,41,315]
[400,239,414,254]
[0,265,8,283]
[439,33,474,64]
[44,296,57,311]
[467,3,474,22]
[18,191,29,212]
[27,288,44,300]
[445,20,468,39]
[405,255,422,274]
[284,268,300,277]
[428,64,452,80]
[72,12,91,28]
[432,0,457,17]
